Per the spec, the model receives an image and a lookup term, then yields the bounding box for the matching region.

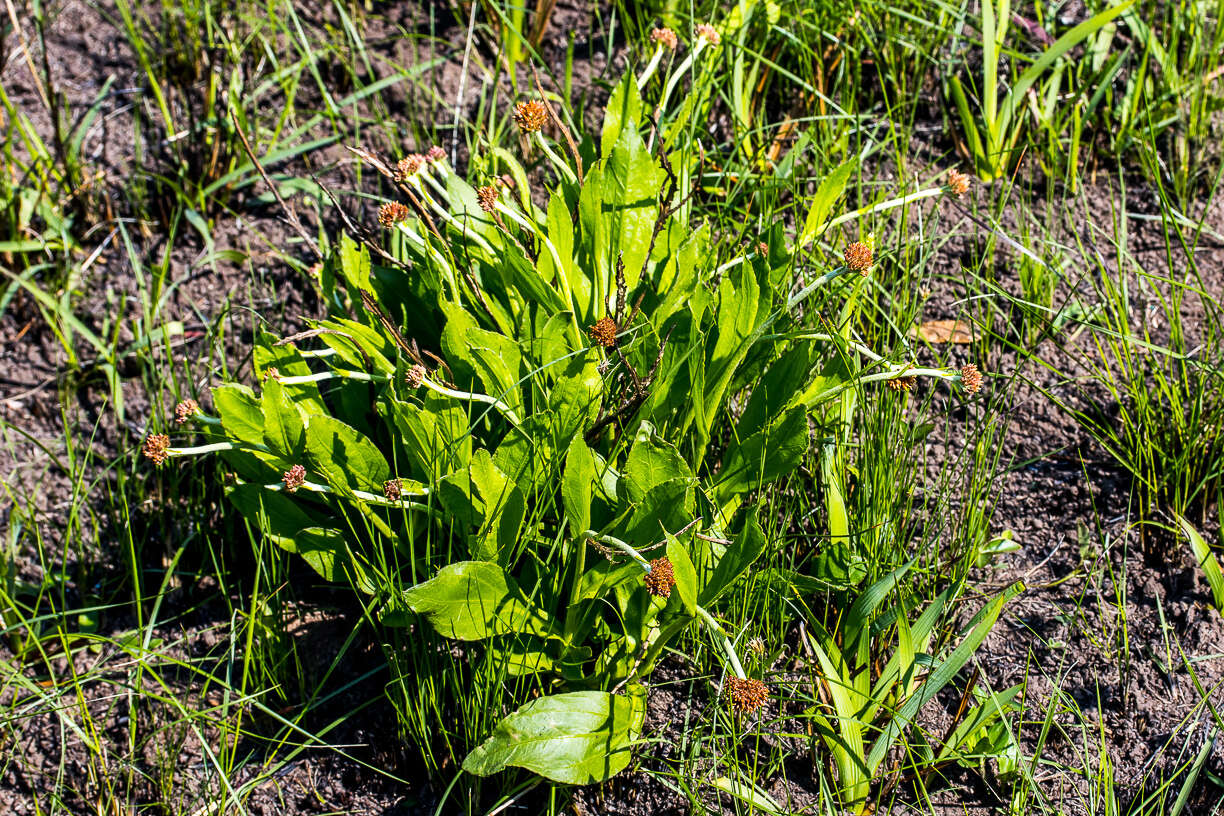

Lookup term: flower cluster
[476,185,499,213]
[843,241,873,274]
[947,168,971,197]
[643,556,675,598]
[695,23,720,46]
[379,201,410,228]
[282,464,307,492]
[588,317,618,349]
[426,145,446,163]
[724,676,768,714]
[651,27,678,49]
[513,100,549,134]
[174,399,199,424]
[142,434,170,466]
[960,363,983,394]
[394,154,425,181]
[383,478,402,501]
[887,375,917,392]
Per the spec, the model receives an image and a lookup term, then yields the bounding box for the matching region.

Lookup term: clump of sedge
[724,677,768,714]
[174,399,199,424]
[588,317,618,349]
[651,27,678,49]
[282,465,307,492]
[143,434,170,466]
[379,201,410,228]
[644,557,675,598]
[843,241,873,274]
[513,101,549,134]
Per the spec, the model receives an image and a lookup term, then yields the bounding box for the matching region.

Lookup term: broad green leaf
[664,532,697,614]
[466,326,523,415]
[225,484,317,547]
[463,691,643,784]
[293,527,375,593]
[485,637,556,677]
[468,449,525,562]
[699,515,766,606]
[305,415,390,496]
[261,378,305,459]
[338,233,371,290]
[213,384,264,447]
[549,355,601,441]
[601,74,642,159]
[800,159,856,246]
[714,406,809,500]
[389,561,552,640]
[563,437,596,537]
[624,422,693,504]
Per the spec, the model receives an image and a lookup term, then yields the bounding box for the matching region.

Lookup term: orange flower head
[426,145,446,162]
[695,23,720,45]
[406,364,427,389]
[383,478,402,501]
[588,317,618,349]
[378,201,410,228]
[947,168,971,197]
[174,399,199,424]
[960,363,983,394]
[514,100,549,133]
[644,557,675,598]
[844,241,873,274]
[394,154,425,181]
[476,185,499,213]
[887,375,916,392]
[143,434,171,466]
[725,677,768,714]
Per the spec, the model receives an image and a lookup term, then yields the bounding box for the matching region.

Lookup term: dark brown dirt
[4,0,1224,814]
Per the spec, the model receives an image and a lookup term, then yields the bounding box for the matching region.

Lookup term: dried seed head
[651,27,678,49]
[142,434,171,466]
[747,636,766,656]
[960,363,983,394]
[174,399,200,424]
[644,557,676,598]
[695,23,721,45]
[844,241,873,275]
[383,478,402,501]
[947,168,971,197]
[887,375,917,392]
[282,464,307,492]
[426,145,446,162]
[405,364,427,389]
[588,317,618,349]
[724,677,768,715]
[378,201,410,228]
[264,367,281,381]
[476,185,499,213]
[513,100,549,134]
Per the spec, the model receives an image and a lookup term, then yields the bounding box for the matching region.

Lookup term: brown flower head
[588,317,618,349]
[947,168,971,197]
[695,23,721,45]
[405,364,427,389]
[394,154,425,181]
[725,676,768,715]
[282,464,307,492]
[378,201,410,228]
[960,363,983,395]
[651,27,678,49]
[644,557,675,598]
[844,241,873,275]
[476,185,499,213]
[142,434,171,466]
[887,375,917,392]
[264,367,281,381]
[756,241,769,257]
[383,478,402,501]
[513,100,549,134]
[174,399,200,424]
[426,145,446,162]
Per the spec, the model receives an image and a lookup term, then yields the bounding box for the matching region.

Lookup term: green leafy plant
[144,38,983,792]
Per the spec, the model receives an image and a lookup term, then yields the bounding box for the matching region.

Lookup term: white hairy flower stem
[166,441,251,457]
[275,370,383,386]
[785,265,855,311]
[817,186,945,237]
[636,43,666,89]
[762,331,884,363]
[419,377,522,426]
[405,176,496,255]
[267,479,431,508]
[393,222,458,291]
[533,131,577,185]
